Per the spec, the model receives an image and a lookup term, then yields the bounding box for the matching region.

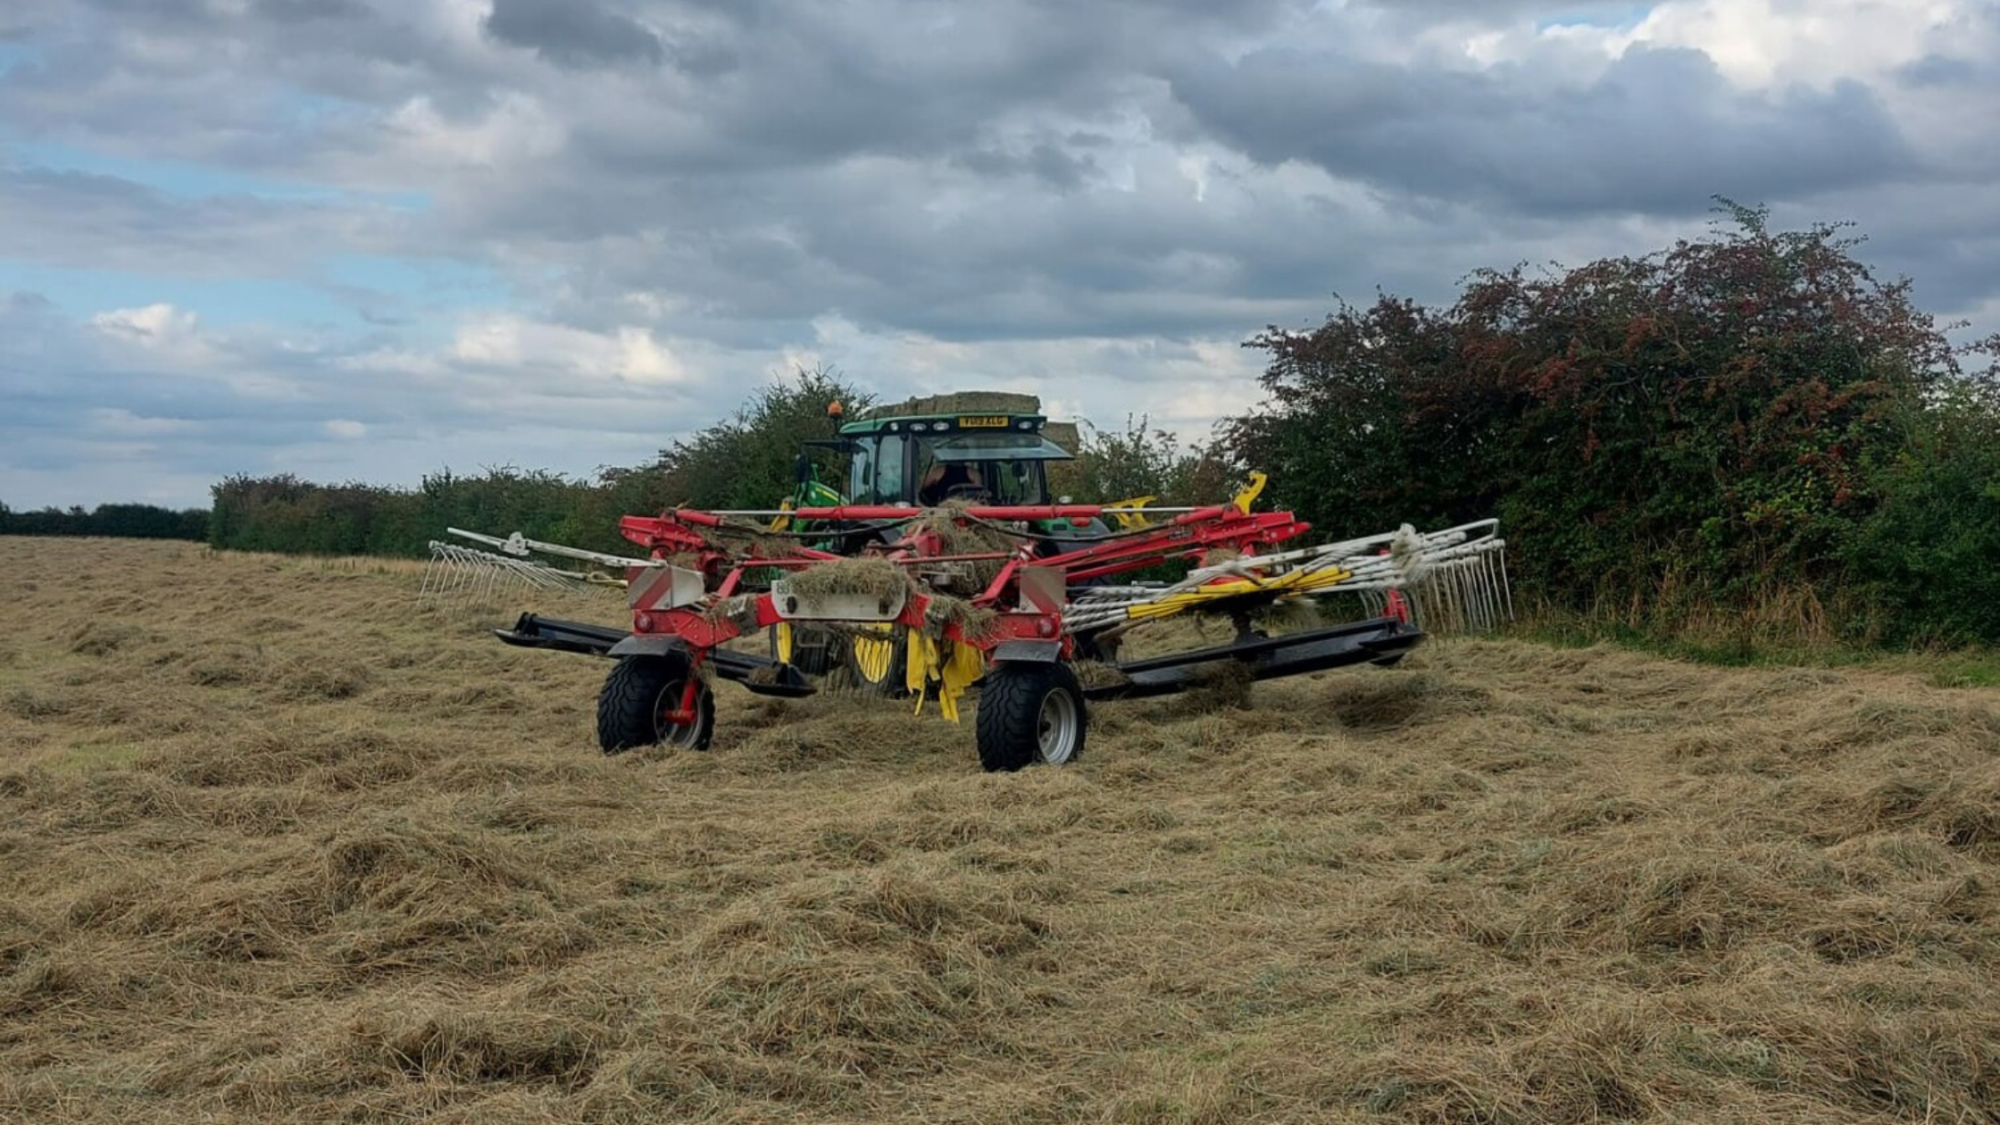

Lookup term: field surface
[2,537,1997,1124]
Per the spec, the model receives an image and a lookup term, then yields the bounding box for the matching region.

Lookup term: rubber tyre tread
[597,655,715,754]
[975,662,1086,773]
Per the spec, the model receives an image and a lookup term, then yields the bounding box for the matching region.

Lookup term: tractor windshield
[914,433,1065,506]
[843,426,1073,506]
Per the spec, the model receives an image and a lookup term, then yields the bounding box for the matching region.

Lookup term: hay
[1071,661,1130,690]
[778,558,913,604]
[1253,597,1323,635]
[911,504,1017,594]
[1174,659,1254,713]
[861,392,1041,419]
[4,536,2000,1124]
[924,593,998,641]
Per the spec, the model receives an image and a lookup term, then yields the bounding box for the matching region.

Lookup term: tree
[1050,416,1236,507]
[1224,201,1971,636]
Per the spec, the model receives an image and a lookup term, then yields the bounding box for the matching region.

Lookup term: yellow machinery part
[1232,471,1268,514]
[775,621,794,664]
[1124,565,1355,622]
[852,625,897,683]
[898,629,984,723]
[936,641,985,723]
[906,630,940,712]
[1102,496,1157,530]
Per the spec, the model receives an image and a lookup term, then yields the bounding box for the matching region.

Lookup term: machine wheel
[597,654,715,754]
[975,662,1086,772]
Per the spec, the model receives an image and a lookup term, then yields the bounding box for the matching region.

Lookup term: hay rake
[419,529,652,607]
[464,477,1512,771]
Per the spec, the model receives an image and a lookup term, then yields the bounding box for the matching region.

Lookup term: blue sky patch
[1536,4,1654,31]
[7,139,429,210]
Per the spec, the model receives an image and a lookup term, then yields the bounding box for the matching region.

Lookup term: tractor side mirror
[793,453,812,484]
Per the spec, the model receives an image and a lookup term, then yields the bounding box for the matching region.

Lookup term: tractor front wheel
[598,654,715,754]
[975,662,1086,772]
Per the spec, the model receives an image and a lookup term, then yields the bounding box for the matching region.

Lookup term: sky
[1,0,1996,510]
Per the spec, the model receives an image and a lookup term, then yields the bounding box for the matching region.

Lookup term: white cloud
[324,419,367,439]
[90,303,198,341]
[448,314,690,384]
[1627,0,1961,88]
[383,93,567,173]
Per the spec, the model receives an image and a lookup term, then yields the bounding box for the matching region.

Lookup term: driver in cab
[919,461,986,506]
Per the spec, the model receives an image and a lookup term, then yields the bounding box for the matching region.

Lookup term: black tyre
[975,662,1086,773]
[597,654,716,754]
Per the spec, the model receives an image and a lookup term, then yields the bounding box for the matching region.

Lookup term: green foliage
[206,468,597,557]
[1839,375,2000,646]
[564,366,870,548]
[1048,415,1237,506]
[204,368,873,559]
[666,367,873,511]
[1224,199,2000,645]
[0,501,208,541]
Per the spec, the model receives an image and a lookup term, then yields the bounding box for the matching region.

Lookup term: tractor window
[986,459,1046,504]
[873,434,906,504]
[914,442,981,505]
[913,443,1050,506]
[847,434,912,504]
[847,438,876,503]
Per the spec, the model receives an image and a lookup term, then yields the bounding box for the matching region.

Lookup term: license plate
[958,415,1008,428]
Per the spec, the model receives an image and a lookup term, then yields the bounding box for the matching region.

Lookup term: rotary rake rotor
[456,475,1512,772]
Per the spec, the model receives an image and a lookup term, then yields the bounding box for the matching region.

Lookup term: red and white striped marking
[627,565,698,611]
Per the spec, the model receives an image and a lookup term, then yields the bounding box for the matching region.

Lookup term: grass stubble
[1,537,1996,1123]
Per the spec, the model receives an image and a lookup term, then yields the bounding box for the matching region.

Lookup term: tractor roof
[839,390,1080,457]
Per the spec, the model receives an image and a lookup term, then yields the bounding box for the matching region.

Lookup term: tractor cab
[799,391,1078,510]
[781,392,1091,556]
[842,414,1072,508]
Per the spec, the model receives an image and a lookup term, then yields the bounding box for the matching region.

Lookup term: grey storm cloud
[1167,44,1919,216]
[0,164,416,276]
[255,0,375,23]
[2,0,1998,507]
[484,0,664,68]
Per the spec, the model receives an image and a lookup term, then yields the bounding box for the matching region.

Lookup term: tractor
[427,391,1512,772]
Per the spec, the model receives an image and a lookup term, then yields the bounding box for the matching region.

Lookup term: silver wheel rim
[652,681,703,747]
[1036,686,1079,764]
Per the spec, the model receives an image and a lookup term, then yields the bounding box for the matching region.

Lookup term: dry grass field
[2,536,1998,1124]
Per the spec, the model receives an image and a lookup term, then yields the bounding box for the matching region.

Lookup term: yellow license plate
[958,415,1008,428]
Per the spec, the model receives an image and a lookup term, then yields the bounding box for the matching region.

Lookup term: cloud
[90,302,198,340]
[0,0,1996,508]
[1167,43,1917,216]
[443,314,689,384]
[483,0,663,69]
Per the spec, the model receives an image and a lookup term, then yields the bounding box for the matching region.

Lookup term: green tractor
[777,391,1111,544]
[770,392,1116,684]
